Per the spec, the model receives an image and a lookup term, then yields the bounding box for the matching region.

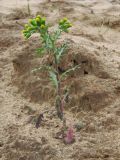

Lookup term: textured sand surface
[0,0,120,159]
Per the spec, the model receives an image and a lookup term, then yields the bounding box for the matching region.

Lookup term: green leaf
[49,71,58,89]
[60,65,80,79]
[25,32,31,39]
[31,65,57,73]
[43,33,53,50]
[31,67,43,73]
[56,43,68,63]
[53,29,61,41]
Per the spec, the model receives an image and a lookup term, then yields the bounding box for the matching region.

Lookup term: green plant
[22,16,79,142]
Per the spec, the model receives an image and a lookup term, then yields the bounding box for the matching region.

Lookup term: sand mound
[0,0,120,160]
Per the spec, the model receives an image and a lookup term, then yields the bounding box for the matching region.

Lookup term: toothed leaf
[56,43,68,63]
[49,71,58,89]
[61,65,80,79]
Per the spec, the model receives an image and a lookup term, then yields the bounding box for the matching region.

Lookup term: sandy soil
[0,0,120,159]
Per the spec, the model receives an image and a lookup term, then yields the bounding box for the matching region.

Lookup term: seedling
[22,16,79,143]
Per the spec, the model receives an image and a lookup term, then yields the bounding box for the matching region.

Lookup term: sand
[0,0,120,159]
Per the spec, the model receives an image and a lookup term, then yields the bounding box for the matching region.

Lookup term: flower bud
[27,26,32,31]
[59,19,64,25]
[63,17,68,22]
[66,23,72,28]
[25,24,29,29]
[68,23,72,27]
[40,24,45,29]
[41,18,46,25]
[35,17,41,26]
[22,30,26,33]
[29,19,32,23]
[29,19,36,26]
[36,15,41,19]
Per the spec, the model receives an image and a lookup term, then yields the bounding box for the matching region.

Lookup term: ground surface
[0,0,120,160]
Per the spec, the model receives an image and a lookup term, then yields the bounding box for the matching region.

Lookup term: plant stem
[54,53,60,96]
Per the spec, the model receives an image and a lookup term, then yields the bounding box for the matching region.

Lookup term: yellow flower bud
[29,19,32,23]
[36,15,41,19]
[59,19,64,25]
[27,26,31,31]
[68,23,72,27]
[36,17,40,22]
[40,24,45,29]
[25,24,29,28]
[29,19,36,26]
[41,17,46,25]
[63,17,68,22]
[21,30,25,33]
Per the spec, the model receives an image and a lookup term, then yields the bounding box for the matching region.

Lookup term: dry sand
[0,0,120,159]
